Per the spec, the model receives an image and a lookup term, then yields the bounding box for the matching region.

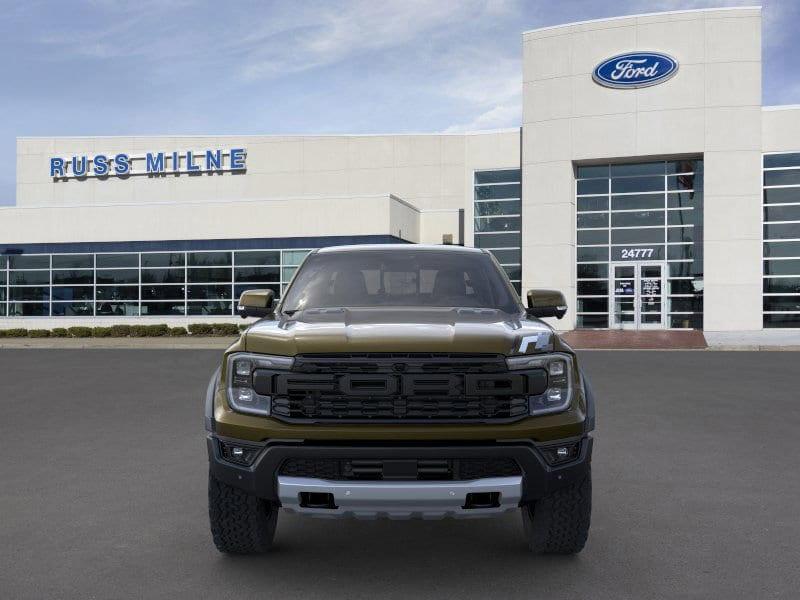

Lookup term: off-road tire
[208,472,278,554]
[521,469,591,554]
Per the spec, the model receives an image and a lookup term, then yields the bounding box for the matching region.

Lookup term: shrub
[144,324,169,337]
[110,324,132,337]
[92,327,113,338]
[188,323,213,336]
[168,326,188,336]
[0,330,5,338]
[4,328,28,337]
[129,325,149,338]
[238,323,249,332]
[67,326,93,338]
[212,323,240,336]
[28,329,51,338]
[51,328,69,338]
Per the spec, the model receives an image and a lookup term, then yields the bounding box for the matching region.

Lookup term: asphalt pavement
[1,349,798,599]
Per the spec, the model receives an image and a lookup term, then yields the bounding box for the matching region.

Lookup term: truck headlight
[225,352,293,416]
[507,353,574,416]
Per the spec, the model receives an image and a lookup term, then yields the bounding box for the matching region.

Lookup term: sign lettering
[50,148,247,180]
[593,52,678,89]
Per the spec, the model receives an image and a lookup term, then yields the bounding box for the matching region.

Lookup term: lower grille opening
[299,492,337,510]
[463,492,501,509]
[280,457,521,481]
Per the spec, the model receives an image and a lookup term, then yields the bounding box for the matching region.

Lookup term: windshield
[281,249,520,313]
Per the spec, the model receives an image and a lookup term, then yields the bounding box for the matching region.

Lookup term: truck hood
[243,307,555,356]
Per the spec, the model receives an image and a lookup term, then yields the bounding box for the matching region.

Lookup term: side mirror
[237,289,275,319]
[526,289,567,320]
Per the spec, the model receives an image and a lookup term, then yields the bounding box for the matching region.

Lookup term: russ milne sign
[593,52,678,89]
[49,148,246,179]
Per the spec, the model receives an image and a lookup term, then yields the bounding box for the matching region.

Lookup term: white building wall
[521,6,763,331]
[14,131,520,248]
[763,106,800,151]
[16,132,519,213]
[0,194,417,245]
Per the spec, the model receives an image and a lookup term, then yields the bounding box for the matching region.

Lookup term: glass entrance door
[610,262,666,329]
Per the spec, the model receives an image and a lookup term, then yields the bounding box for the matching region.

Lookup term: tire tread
[208,472,277,554]
[523,470,591,554]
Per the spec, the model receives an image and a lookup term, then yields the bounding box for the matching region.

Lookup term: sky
[2,0,799,205]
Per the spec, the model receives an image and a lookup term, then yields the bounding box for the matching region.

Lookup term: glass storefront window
[53,302,95,316]
[9,255,49,269]
[282,267,297,282]
[473,216,520,233]
[577,213,608,228]
[187,285,232,300]
[474,200,521,217]
[0,246,321,318]
[52,254,93,269]
[52,270,93,284]
[52,286,93,301]
[96,269,138,284]
[96,286,139,301]
[96,254,138,268]
[8,302,49,316]
[188,252,231,267]
[475,169,521,294]
[141,268,185,284]
[141,285,185,301]
[474,169,520,184]
[187,302,233,315]
[234,267,280,283]
[188,267,231,283]
[764,169,800,187]
[282,250,311,266]
[576,159,704,329]
[10,287,50,301]
[141,253,185,268]
[474,232,521,249]
[235,251,280,265]
[10,271,50,285]
[95,302,137,316]
[140,302,185,316]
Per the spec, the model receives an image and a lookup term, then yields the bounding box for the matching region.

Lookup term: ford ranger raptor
[205,244,595,554]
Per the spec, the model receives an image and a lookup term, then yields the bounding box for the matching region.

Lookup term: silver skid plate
[278,475,522,520]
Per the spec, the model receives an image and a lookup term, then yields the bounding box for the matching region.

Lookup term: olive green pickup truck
[205,244,594,554]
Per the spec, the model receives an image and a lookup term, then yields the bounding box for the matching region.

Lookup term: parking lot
[2,349,799,599]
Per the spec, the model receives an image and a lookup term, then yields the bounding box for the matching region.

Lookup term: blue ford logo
[593,52,678,89]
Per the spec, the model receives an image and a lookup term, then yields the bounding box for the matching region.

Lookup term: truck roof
[317,244,484,254]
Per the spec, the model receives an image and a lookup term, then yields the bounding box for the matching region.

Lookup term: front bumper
[278,475,523,519]
[207,435,592,518]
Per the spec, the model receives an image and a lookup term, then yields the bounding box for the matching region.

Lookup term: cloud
[443,102,521,132]
[236,0,503,81]
[439,52,522,132]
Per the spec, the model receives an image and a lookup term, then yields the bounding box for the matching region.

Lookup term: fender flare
[581,372,596,433]
[204,366,221,433]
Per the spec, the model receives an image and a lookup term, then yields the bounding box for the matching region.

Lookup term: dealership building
[3,6,800,334]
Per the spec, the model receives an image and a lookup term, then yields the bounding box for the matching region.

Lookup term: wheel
[208,471,278,554]
[521,469,591,554]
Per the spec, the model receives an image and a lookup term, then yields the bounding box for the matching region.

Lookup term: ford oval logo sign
[593,52,678,89]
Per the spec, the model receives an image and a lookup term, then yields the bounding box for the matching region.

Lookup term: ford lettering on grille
[256,354,545,423]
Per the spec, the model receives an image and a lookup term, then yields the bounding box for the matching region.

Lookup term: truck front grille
[258,354,545,424]
[279,457,522,481]
[271,395,529,421]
